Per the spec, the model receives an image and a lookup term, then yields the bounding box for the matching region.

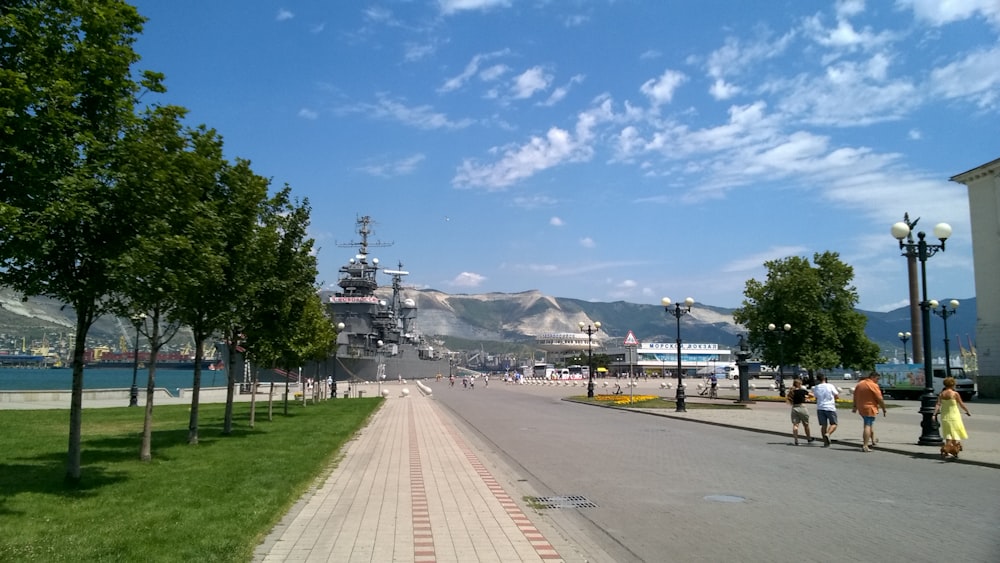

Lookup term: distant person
[852,371,886,452]
[811,373,840,447]
[709,373,718,399]
[933,377,972,459]
[785,378,814,445]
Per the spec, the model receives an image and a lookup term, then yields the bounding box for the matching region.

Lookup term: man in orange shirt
[852,371,887,452]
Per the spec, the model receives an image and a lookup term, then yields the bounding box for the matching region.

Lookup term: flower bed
[594,394,659,405]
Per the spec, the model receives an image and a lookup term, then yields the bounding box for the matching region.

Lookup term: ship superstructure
[327,216,448,382]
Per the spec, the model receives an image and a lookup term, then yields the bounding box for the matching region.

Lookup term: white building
[951,157,1000,399]
[613,342,736,378]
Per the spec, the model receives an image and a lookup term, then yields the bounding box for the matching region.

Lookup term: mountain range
[1,287,978,360]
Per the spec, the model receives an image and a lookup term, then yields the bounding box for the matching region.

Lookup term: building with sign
[606,341,736,379]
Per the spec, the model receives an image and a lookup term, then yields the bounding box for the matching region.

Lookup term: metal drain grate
[528,495,598,509]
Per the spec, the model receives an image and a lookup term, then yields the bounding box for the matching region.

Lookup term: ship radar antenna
[336,215,392,257]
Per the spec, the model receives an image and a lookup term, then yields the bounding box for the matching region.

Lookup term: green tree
[0,0,162,481]
[171,153,262,444]
[112,105,232,457]
[732,251,880,377]
[240,190,327,418]
[212,161,275,435]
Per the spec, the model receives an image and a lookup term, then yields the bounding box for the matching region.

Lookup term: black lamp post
[898,331,912,364]
[930,299,959,377]
[735,334,754,404]
[768,322,790,397]
[578,321,601,398]
[662,297,694,412]
[892,219,951,446]
[129,314,145,407]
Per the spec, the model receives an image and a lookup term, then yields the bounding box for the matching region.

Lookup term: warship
[326,216,450,382]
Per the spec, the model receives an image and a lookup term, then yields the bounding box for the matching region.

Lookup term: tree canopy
[732,251,881,375]
[1,0,339,479]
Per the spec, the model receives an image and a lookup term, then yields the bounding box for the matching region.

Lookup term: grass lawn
[0,398,381,562]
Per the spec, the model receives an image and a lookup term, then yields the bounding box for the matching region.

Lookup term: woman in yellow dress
[933,377,972,458]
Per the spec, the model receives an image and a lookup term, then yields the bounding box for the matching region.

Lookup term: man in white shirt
[811,373,840,447]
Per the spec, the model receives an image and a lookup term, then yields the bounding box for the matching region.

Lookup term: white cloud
[358,154,426,178]
[439,50,510,93]
[767,55,919,126]
[449,272,487,287]
[550,217,564,226]
[479,64,509,82]
[363,7,394,24]
[709,78,741,100]
[836,0,865,19]
[640,49,662,60]
[452,99,612,189]
[404,42,437,62]
[511,66,552,99]
[439,0,511,16]
[356,94,475,130]
[928,45,1000,109]
[309,22,326,34]
[908,128,922,140]
[640,69,687,107]
[899,0,1000,27]
[512,194,558,209]
[298,108,319,120]
[722,246,810,273]
[704,34,793,83]
[802,15,894,51]
[276,9,294,21]
[580,237,595,248]
[540,74,585,106]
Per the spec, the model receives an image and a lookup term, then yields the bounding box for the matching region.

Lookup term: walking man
[812,373,839,447]
[852,371,887,452]
[786,378,814,445]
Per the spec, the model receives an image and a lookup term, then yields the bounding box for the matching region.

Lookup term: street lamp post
[930,299,959,377]
[767,323,791,397]
[892,219,952,446]
[662,297,694,412]
[734,334,754,404]
[334,322,345,398]
[578,321,601,398]
[129,314,145,407]
[898,331,912,364]
[899,213,924,364]
[376,339,384,397]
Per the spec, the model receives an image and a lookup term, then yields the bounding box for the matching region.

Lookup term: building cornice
[950,156,1000,184]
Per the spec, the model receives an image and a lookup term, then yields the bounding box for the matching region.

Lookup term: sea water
[0,367,231,391]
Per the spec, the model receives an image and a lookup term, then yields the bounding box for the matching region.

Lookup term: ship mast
[336,215,392,258]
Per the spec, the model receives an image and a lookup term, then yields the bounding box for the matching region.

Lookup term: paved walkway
[253,385,580,563]
[5,378,998,561]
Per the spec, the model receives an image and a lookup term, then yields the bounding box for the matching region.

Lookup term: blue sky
[130,0,999,312]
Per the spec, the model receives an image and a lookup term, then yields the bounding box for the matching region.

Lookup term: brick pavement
[4,377,997,561]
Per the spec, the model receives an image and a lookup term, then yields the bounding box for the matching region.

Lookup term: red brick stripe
[435,410,563,562]
[409,404,437,563]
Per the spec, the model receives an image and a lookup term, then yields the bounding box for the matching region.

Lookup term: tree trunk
[223,336,237,435]
[140,317,162,462]
[187,333,204,445]
[65,318,91,483]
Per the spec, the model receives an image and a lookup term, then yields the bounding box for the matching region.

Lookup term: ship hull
[334,352,450,382]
